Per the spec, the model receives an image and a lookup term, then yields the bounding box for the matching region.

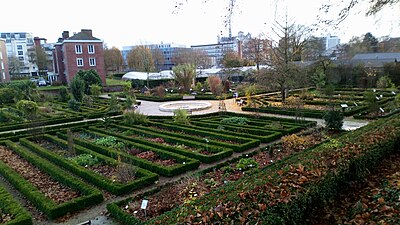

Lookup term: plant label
[141,199,148,209]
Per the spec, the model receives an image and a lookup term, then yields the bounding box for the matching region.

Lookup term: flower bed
[20,135,158,195]
[107,129,329,224]
[0,141,103,219]
[90,125,233,164]
[57,130,200,177]
[108,114,400,224]
[0,183,32,225]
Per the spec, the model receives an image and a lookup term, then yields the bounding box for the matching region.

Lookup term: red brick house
[53,29,106,84]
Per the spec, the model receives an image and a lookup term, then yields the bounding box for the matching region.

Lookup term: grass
[106,78,128,86]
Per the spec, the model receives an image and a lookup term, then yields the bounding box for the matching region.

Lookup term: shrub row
[1,141,103,219]
[146,121,260,152]
[0,183,32,225]
[195,117,305,136]
[169,120,282,143]
[21,135,158,195]
[0,116,84,132]
[90,125,233,164]
[0,120,99,141]
[58,130,200,177]
[242,106,326,118]
[138,113,400,224]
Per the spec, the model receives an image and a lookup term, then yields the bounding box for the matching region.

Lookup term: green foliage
[220,117,249,125]
[312,68,326,90]
[108,94,121,112]
[0,88,16,104]
[123,95,135,110]
[376,75,395,89]
[69,154,99,167]
[236,158,258,171]
[364,91,379,113]
[90,84,102,97]
[123,111,149,125]
[172,63,196,92]
[15,100,38,119]
[195,82,203,92]
[68,98,81,112]
[323,110,344,130]
[59,86,70,102]
[94,136,125,151]
[82,95,94,108]
[76,70,102,95]
[70,75,85,102]
[173,109,190,124]
[324,84,335,97]
[122,82,132,95]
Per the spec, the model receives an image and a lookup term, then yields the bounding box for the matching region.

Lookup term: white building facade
[0,32,38,76]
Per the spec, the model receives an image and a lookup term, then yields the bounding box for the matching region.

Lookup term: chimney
[81,29,92,37]
[34,37,41,47]
[62,31,69,39]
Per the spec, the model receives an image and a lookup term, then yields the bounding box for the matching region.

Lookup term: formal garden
[0,64,400,225]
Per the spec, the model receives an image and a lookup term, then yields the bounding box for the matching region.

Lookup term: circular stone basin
[159,101,212,112]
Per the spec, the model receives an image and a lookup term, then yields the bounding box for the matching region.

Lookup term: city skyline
[2,0,400,48]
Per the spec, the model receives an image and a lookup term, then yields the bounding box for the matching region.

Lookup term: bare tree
[127,46,155,87]
[259,18,310,102]
[242,35,271,71]
[172,48,211,69]
[8,56,22,75]
[104,47,123,74]
[151,48,165,71]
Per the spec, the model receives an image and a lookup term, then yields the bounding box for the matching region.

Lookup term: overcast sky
[2,0,399,48]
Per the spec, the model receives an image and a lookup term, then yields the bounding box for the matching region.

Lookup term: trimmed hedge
[57,130,200,177]
[146,121,260,152]
[0,116,84,132]
[0,183,33,225]
[0,141,103,219]
[108,113,400,224]
[20,135,158,195]
[90,125,233,164]
[165,120,282,143]
[0,119,100,141]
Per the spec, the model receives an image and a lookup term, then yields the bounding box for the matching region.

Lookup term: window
[17,45,23,50]
[88,45,95,54]
[1,62,4,70]
[75,45,82,54]
[18,51,23,56]
[89,58,96,66]
[0,52,2,60]
[18,56,24,61]
[77,58,84,67]
[2,72,5,80]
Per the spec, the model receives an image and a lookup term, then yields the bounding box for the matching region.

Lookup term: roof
[121,66,269,81]
[352,52,400,60]
[350,52,400,68]
[67,32,100,41]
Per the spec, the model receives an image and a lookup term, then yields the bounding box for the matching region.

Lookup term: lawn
[106,78,128,86]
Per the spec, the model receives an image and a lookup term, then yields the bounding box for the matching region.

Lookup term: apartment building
[0,39,10,83]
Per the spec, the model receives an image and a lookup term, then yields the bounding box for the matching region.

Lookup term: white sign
[141,199,148,209]
[392,91,396,95]
[380,107,385,113]
[340,104,348,108]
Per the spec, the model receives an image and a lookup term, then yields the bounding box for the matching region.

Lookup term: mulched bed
[121,129,328,222]
[307,152,400,225]
[0,146,81,204]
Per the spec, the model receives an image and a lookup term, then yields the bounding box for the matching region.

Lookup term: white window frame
[76,58,84,67]
[75,45,82,54]
[89,58,96,66]
[17,45,23,50]
[1,62,4,70]
[2,72,5,80]
[88,45,95,54]
[17,51,23,56]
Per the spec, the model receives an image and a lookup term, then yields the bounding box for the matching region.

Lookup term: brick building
[53,29,106,84]
[0,39,10,83]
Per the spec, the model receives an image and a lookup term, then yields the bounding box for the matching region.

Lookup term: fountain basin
[159,101,212,112]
